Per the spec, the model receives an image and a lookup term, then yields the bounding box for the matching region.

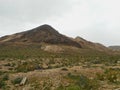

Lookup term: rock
[20,77,27,86]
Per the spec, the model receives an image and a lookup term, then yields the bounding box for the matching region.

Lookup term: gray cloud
[0,0,75,35]
[0,0,120,46]
[0,0,73,22]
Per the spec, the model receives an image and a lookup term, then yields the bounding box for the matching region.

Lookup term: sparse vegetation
[66,73,99,90]
[0,26,120,90]
[2,74,9,81]
[61,67,68,71]
[0,80,6,89]
[0,72,9,89]
[11,77,23,85]
[97,68,120,83]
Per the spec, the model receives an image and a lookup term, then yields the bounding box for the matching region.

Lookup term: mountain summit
[0,24,81,48]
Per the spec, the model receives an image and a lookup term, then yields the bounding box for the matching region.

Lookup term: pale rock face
[41,45,63,52]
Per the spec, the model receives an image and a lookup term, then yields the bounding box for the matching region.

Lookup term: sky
[0,0,120,46]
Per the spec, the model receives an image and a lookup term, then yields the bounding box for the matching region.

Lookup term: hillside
[0,24,120,90]
[75,36,109,52]
[0,24,111,53]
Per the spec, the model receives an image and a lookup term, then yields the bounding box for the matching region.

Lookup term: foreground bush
[0,80,6,88]
[11,77,23,85]
[97,68,120,83]
[64,73,99,90]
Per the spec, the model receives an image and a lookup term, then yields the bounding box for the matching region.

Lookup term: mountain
[0,24,111,52]
[109,46,120,51]
[0,24,119,90]
[0,24,81,48]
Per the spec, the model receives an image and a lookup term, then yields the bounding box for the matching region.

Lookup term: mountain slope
[0,24,111,53]
[0,25,119,90]
[0,24,81,48]
[75,36,109,52]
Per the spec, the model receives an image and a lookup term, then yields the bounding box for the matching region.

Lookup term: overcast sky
[0,0,120,46]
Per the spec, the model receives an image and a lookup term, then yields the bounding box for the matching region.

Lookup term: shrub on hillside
[61,68,68,71]
[11,77,23,85]
[97,68,120,83]
[0,81,6,88]
[67,74,99,90]
[2,74,9,81]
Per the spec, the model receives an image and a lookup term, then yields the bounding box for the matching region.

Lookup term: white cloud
[0,0,120,46]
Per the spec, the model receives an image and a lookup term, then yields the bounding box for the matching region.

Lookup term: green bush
[4,63,11,66]
[66,85,81,90]
[105,69,119,83]
[57,84,81,90]
[61,68,68,71]
[97,69,120,83]
[0,80,6,88]
[67,74,99,90]
[11,77,23,85]
[2,74,9,81]
[96,73,105,81]
[0,71,4,76]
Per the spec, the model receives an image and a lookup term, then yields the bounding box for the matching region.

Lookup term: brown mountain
[0,24,111,52]
[0,24,81,48]
[75,36,109,52]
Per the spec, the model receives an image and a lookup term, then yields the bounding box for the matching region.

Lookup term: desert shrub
[77,75,99,90]
[0,72,9,89]
[2,74,9,81]
[15,62,38,72]
[96,73,105,81]
[91,60,101,64]
[57,85,64,90]
[11,62,16,67]
[77,75,90,89]
[67,74,99,90]
[31,81,41,89]
[0,71,4,75]
[4,63,11,66]
[105,69,119,83]
[57,84,81,90]
[97,68,120,83]
[11,77,23,85]
[61,68,68,71]
[64,85,81,90]
[67,73,80,80]
[8,67,13,70]
[0,81,6,88]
